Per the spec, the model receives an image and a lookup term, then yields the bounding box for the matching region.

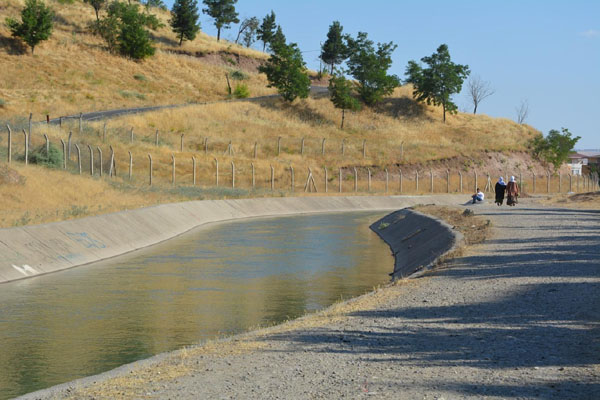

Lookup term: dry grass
[540,192,600,209]
[0,0,273,119]
[413,205,492,245]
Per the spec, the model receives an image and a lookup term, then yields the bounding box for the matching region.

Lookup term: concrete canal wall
[0,195,464,284]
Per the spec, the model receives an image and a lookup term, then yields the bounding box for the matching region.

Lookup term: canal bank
[0,195,465,284]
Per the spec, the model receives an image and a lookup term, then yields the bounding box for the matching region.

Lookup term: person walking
[506,176,519,206]
[495,176,507,206]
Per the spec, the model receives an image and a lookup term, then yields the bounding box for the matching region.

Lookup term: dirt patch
[166,49,265,74]
[541,192,600,209]
[0,165,25,185]
[414,205,491,246]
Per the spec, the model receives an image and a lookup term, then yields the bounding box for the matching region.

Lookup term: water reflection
[0,212,393,399]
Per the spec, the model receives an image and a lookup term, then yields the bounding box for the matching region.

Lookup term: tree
[84,0,106,21]
[346,32,400,106]
[405,44,470,122]
[170,0,200,46]
[202,0,239,42]
[256,10,275,51]
[320,21,347,74]
[329,74,360,129]
[466,75,495,114]
[144,0,167,11]
[118,3,155,59]
[259,40,311,102]
[516,99,529,124]
[269,25,286,52]
[6,0,54,55]
[530,128,580,170]
[234,16,258,45]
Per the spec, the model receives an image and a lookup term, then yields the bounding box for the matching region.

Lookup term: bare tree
[466,75,495,114]
[235,17,258,45]
[516,99,529,124]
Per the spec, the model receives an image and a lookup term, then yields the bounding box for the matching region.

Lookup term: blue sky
[166,0,599,149]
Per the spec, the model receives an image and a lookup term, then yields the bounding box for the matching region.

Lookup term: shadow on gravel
[264,207,600,398]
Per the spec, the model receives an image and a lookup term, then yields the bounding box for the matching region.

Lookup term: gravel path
[26,202,600,399]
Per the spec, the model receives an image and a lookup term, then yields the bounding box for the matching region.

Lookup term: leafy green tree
[345,32,400,106]
[531,128,581,170]
[259,40,311,102]
[6,0,54,55]
[405,44,470,122]
[202,0,239,41]
[84,0,106,21]
[170,0,200,45]
[329,74,360,129]
[144,0,167,11]
[269,25,286,52]
[320,21,347,74]
[118,4,155,59]
[256,10,275,51]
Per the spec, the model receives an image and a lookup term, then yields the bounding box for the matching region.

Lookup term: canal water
[0,211,394,399]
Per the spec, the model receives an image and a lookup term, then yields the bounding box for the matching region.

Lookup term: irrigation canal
[0,211,394,399]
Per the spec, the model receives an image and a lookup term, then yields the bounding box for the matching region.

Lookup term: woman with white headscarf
[495,176,507,206]
[506,176,519,206]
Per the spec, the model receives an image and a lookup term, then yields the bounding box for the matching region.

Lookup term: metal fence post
[22,129,28,165]
[6,124,11,164]
[97,147,103,177]
[180,134,184,152]
[362,139,366,158]
[399,169,403,193]
[277,137,281,156]
[290,165,294,192]
[75,144,81,174]
[324,167,328,193]
[270,165,274,191]
[192,156,196,185]
[430,169,434,193]
[459,171,463,193]
[88,145,93,175]
[301,138,305,156]
[214,158,219,187]
[128,151,133,180]
[148,154,153,186]
[60,139,66,169]
[171,154,176,185]
[385,168,389,193]
[354,167,358,192]
[339,167,342,193]
[368,168,371,192]
[321,138,326,155]
[416,171,419,192]
[44,133,49,156]
[447,170,450,193]
[231,161,235,188]
[251,163,255,189]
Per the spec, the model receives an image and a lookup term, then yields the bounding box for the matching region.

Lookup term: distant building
[567,150,600,175]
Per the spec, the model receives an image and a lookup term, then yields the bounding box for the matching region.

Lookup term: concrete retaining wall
[370,209,463,279]
[0,195,464,284]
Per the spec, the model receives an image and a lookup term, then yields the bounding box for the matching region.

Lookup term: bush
[230,70,247,80]
[233,83,250,99]
[133,73,147,81]
[0,99,6,108]
[28,142,63,168]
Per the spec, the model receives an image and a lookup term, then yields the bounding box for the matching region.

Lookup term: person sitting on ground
[495,176,507,206]
[472,188,484,204]
[506,176,519,206]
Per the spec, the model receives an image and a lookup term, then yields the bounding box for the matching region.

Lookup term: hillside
[0,0,552,229]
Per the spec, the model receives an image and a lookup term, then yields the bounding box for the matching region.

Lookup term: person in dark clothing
[495,176,507,206]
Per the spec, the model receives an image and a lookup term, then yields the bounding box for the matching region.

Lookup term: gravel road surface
[23,201,600,400]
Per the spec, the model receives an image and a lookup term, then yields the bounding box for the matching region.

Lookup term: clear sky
[166,0,599,149]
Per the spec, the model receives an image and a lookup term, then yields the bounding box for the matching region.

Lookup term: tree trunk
[341,109,345,129]
[473,104,478,114]
[179,34,183,46]
[31,45,35,55]
[95,8,99,21]
[330,63,334,75]
[217,28,221,42]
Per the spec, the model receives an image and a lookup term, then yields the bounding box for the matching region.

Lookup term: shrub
[0,99,6,108]
[230,70,247,80]
[233,83,249,99]
[28,142,63,168]
[133,73,147,81]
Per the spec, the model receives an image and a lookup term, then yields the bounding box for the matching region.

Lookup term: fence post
[270,165,274,191]
[44,134,49,156]
[68,131,72,160]
[569,174,572,192]
[459,171,463,193]
[324,167,328,193]
[78,112,82,135]
[532,173,536,193]
[447,170,450,193]
[354,167,358,192]
[192,156,196,185]
[108,146,115,177]
[301,137,305,156]
[362,139,366,158]
[28,113,32,148]
[251,163,255,189]
[6,124,11,164]
[88,145,94,176]
[227,140,233,156]
[231,161,235,188]
[577,174,580,192]
[399,169,403,193]
[214,158,219,187]
[416,170,419,192]
[339,167,343,193]
[170,154,175,185]
[155,130,159,146]
[148,154,153,186]
[322,138,326,155]
[103,122,107,143]
[277,136,281,156]
[130,128,134,144]
[128,151,133,180]
[558,173,561,193]
[75,144,81,174]
[254,141,258,159]
[368,168,372,192]
[385,168,389,193]
[59,116,62,128]
[97,147,103,177]
[22,129,28,165]
[290,165,294,192]
[430,169,434,193]
[60,139,66,169]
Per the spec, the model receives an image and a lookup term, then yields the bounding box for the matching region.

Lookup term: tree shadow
[374,96,430,120]
[259,99,334,127]
[0,34,27,55]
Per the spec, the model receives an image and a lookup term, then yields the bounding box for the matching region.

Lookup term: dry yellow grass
[0,0,272,119]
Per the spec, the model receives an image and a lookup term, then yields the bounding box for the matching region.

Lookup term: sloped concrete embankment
[0,195,464,284]
[370,209,462,279]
